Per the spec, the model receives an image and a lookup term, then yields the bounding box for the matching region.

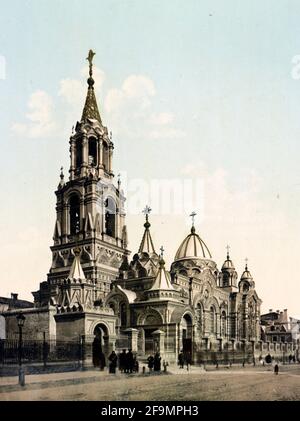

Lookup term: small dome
[221,250,235,271]
[222,259,235,270]
[175,226,212,261]
[241,264,252,280]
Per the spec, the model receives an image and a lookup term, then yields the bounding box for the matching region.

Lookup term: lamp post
[16,312,25,386]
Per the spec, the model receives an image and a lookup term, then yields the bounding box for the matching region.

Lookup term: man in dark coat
[178,350,184,369]
[108,351,118,374]
[119,349,127,373]
[153,352,161,372]
[126,349,134,373]
[147,355,154,372]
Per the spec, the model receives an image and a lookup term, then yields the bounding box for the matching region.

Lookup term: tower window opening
[103,141,109,170]
[76,139,83,169]
[105,197,116,237]
[69,194,81,235]
[88,137,97,166]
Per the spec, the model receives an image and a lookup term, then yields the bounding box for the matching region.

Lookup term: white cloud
[59,65,105,107]
[11,90,56,138]
[104,74,184,140]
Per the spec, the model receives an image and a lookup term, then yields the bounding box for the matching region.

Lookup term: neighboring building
[3,51,295,362]
[290,316,300,342]
[0,293,33,339]
[261,309,293,343]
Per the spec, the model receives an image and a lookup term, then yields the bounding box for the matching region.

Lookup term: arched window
[105,197,116,237]
[223,274,229,287]
[210,306,215,334]
[103,141,109,171]
[76,139,82,169]
[69,194,80,235]
[221,311,227,337]
[88,137,97,166]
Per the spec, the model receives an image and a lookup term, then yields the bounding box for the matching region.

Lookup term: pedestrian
[133,357,139,373]
[119,349,126,373]
[126,349,134,373]
[274,364,279,375]
[178,350,184,369]
[108,351,118,374]
[147,355,154,372]
[153,352,161,372]
[185,351,192,371]
[163,360,169,373]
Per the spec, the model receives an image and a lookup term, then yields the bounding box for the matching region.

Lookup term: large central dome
[174,226,212,261]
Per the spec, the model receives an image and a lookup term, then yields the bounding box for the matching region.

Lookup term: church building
[3,51,268,363]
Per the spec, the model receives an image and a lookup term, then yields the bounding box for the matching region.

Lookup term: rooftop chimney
[11,293,18,301]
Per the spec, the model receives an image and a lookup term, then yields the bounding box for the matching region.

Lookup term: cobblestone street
[1,364,300,401]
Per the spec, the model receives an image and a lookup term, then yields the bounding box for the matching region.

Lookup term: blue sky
[1,0,300,315]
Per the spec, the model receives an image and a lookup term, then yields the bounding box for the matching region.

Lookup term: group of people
[118,349,139,374]
[92,335,139,374]
[147,352,162,372]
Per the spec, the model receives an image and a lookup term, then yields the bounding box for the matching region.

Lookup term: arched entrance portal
[181,313,193,355]
[92,324,109,368]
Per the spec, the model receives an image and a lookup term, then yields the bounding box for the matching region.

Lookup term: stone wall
[4,307,56,341]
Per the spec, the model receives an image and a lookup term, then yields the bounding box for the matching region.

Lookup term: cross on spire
[160,245,164,257]
[226,244,230,259]
[142,205,152,221]
[190,211,197,226]
[245,257,248,270]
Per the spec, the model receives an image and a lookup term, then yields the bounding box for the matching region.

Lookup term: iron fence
[0,338,81,365]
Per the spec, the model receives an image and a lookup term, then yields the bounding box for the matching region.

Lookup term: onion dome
[175,225,212,261]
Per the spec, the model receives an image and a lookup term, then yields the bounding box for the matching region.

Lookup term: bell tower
[42,50,129,302]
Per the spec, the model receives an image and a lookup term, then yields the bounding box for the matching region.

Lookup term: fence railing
[0,338,81,365]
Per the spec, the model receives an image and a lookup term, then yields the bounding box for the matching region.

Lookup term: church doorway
[92,324,109,368]
[181,314,193,356]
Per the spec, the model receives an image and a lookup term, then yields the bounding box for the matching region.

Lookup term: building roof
[174,226,212,261]
[0,295,33,309]
[149,257,174,291]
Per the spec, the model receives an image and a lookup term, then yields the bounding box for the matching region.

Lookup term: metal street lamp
[16,312,25,386]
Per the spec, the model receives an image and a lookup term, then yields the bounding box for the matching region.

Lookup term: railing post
[80,335,86,371]
[42,332,48,370]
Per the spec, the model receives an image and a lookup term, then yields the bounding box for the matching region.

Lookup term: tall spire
[81,49,102,123]
[138,206,156,254]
